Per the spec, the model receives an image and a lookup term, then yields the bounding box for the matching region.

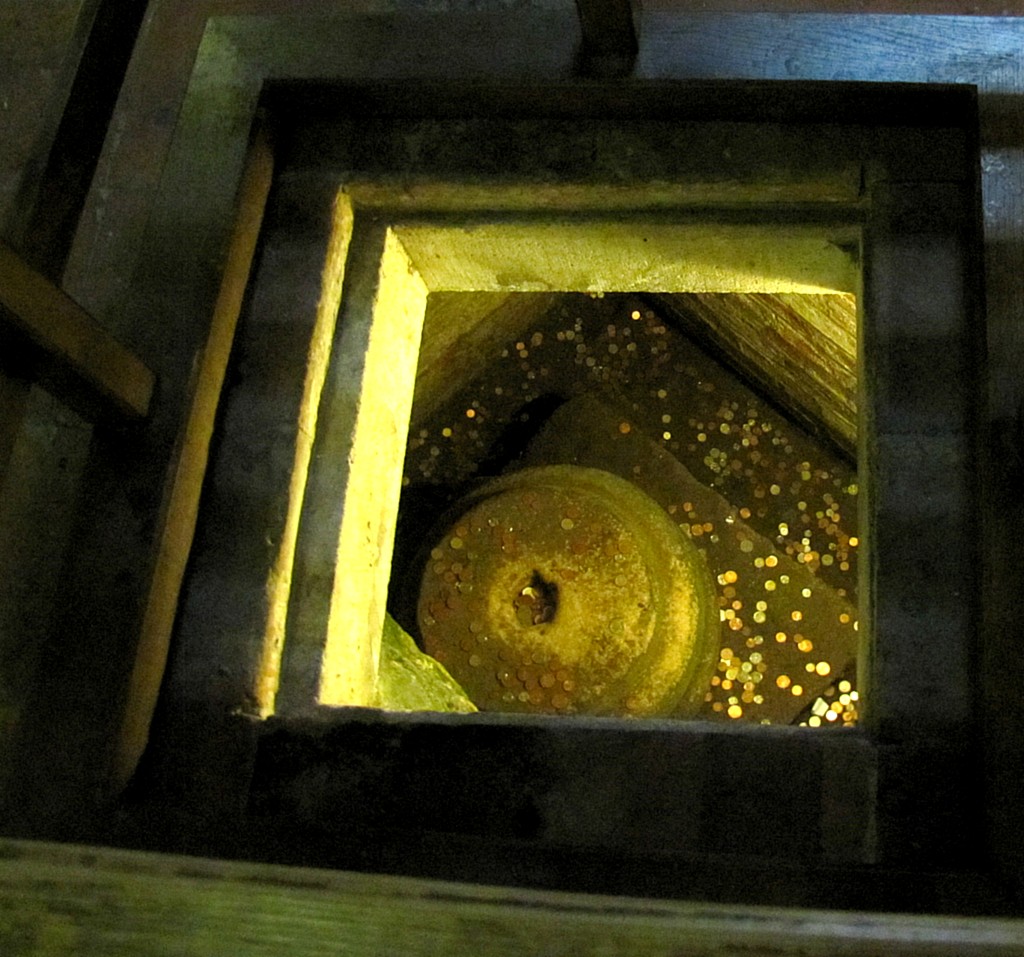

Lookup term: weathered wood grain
[0,840,1022,957]
[0,242,153,422]
[112,120,274,790]
[656,293,857,457]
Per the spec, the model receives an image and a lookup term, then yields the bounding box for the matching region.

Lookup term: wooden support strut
[112,118,275,790]
[0,242,154,424]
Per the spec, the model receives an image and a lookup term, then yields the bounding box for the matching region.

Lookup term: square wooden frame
[140,66,987,910]
[34,7,1022,917]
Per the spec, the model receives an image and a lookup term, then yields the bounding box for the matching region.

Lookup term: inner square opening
[386,288,860,728]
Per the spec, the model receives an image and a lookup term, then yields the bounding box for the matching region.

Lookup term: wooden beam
[653,292,858,460]
[17,0,148,280]
[0,242,153,423]
[112,118,275,790]
[574,0,638,77]
[0,840,1022,956]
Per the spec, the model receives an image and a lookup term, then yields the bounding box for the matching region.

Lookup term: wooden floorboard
[1,840,1023,956]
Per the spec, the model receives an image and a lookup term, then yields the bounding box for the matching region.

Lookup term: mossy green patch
[376,613,477,713]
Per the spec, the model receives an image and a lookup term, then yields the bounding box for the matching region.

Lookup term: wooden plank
[0,242,153,422]
[0,840,1022,956]
[112,119,275,789]
[654,293,858,458]
[17,0,148,280]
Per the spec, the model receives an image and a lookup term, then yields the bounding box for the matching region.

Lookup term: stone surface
[415,465,718,717]
[522,395,859,726]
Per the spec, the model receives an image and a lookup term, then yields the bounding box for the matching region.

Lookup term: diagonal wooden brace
[0,242,154,425]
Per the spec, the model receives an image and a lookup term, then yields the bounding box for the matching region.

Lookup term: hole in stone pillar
[514,571,560,627]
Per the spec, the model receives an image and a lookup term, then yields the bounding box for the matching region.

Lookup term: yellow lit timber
[2,839,1023,956]
[255,191,355,716]
[0,242,154,422]
[302,213,855,711]
[318,229,428,706]
[393,222,856,295]
[114,124,273,789]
